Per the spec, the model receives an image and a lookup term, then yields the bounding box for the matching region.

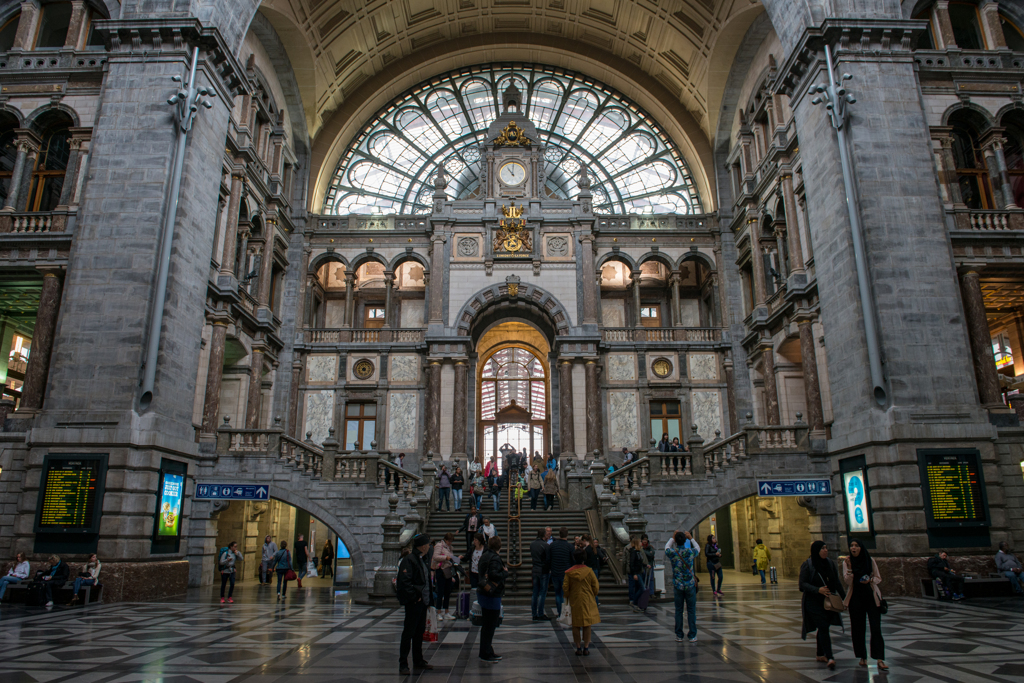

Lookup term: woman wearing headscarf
[799,540,845,670]
[843,538,888,670]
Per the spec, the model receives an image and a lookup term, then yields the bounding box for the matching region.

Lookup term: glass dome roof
[324,64,703,216]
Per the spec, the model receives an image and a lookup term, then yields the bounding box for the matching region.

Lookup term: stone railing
[948,207,1024,232]
[304,328,425,344]
[376,459,423,498]
[602,457,651,496]
[601,327,721,343]
[765,285,787,314]
[237,289,259,316]
[0,209,74,234]
[280,434,324,476]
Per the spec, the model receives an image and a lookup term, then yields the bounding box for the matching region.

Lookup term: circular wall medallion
[353,358,375,380]
[652,358,673,379]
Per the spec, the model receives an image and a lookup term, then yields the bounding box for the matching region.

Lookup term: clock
[498,161,526,186]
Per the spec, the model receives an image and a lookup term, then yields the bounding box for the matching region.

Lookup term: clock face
[499,161,526,186]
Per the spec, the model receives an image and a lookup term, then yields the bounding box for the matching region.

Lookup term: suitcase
[470,600,503,626]
[25,583,46,606]
[769,566,778,584]
[636,571,652,611]
[457,591,472,619]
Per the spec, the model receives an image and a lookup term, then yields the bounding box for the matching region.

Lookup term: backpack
[218,547,231,570]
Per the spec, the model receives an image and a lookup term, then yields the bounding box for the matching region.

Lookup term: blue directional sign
[757,479,832,497]
[195,483,270,500]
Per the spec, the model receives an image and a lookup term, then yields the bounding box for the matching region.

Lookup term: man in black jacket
[530,527,552,620]
[927,551,965,600]
[548,526,574,617]
[397,534,434,674]
[458,505,484,554]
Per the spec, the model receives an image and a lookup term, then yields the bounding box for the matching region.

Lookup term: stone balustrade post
[216,416,232,453]
[371,493,404,598]
[365,440,381,483]
[402,492,423,542]
[605,493,626,558]
[687,424,706,477]
[422,450,437,509]
[268,415,283,454]
[624,490,648,541]
[321,428,339,482]
[646,438,661,480]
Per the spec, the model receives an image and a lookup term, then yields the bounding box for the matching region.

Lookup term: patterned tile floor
[1,577,1023,682]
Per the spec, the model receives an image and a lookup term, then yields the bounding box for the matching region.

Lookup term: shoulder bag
[818,571,846,612]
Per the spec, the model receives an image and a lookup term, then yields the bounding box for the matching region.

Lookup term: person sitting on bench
[996,542,1024,595]
[37,555,70,607]
[0,552,30,601]
[68,554,102,606]
[927,551,965,601]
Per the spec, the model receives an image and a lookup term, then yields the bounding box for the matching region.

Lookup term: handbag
[711,562,722,571]
[285,569,297,581]
[818,571,846,612]
[557,601,573,628]
[879,598,888,614]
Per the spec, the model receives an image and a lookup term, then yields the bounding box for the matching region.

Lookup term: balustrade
[304,328,425,344]
[600,327,721,342]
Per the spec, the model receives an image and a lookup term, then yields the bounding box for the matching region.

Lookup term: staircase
[424,493,631,604]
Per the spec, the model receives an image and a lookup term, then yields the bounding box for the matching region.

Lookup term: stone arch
[266,485,369,585]
[348,250,389,273]
[677,250,717,273]
[387,251,430,273]
[678,479,761,533]
[23,103,80,130]
[308,251,349,274]
[941,101,996,130]
[636,251,675,271]
[995,101,1024,125]
[596,251,637,271]
[0,104,23,128]
[453,281,572,342]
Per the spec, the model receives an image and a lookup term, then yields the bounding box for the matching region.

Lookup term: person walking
[627,537,650,611]
[542,469,558,510]
[321,539,334,579]
[218,542,243,604]
[584,536,606,606]
[546,454,558,472]
[468,533,486,587]
[799,540,845,670]
[458,504,484,553]
[705,534,724,596]
[437,465,452,512]
[0,552,30,601]
[295,534,309,588]
[753,538,771,585]
[549,526,574,617]
[477,536,508,663]
[397,533,434,675]
[564,548,601,655]
[481,517,497,542]
[273,541,292,599]
[487,471,502,512]
[665,530,700,642]
[527,465,543,510]
[260,535,277,585]
[471,472,485,510]
[451,467,465,511]
[431,533,457,620]
[843,538,888,671]
[530,527,552,620]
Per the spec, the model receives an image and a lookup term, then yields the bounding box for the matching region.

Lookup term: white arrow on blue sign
[195,484,271,500]
[756,479,832,497]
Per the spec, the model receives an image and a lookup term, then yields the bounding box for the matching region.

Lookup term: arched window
[1003,112,1024,208]
[1002,13,1024,52]
[947,2,986,50]
[479,346,548,465]
[949,111,992,209]
[0,12,20,52]
[35,2,72,49]
[26,115,71,212]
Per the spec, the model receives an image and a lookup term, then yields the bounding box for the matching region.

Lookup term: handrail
[586,509,624,584]
[377,459,423,498]
[281,434,324,456]
[506,467,523,569]
[602,456,650,495]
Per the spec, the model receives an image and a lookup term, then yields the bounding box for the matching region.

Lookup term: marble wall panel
[390,354,420,382]
[307,355,337,383]
[606,353,636,381]
[388,391,418,451]
[691,390,722,443]
[688,353,718,381]
[608,390,639,450]
[304,390,335,445]
[680,299,699,327]
[602,299,625,327]
[400,300,424,328]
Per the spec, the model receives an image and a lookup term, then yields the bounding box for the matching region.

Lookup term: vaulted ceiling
[257,0,769,211]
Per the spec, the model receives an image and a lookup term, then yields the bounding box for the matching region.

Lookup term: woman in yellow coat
[563,548,601,656]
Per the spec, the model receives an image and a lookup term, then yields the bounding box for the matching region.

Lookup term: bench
[2,582,103,606]
[920,576,1013,599]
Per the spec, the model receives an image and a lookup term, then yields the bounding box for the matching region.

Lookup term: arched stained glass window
[325,64,703,216]
[480,347,546,421]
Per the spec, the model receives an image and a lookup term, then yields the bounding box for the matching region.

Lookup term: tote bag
[557,601,573,628]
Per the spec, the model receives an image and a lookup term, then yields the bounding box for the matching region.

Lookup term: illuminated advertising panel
[842,469,871,534]
[157,473,185,537]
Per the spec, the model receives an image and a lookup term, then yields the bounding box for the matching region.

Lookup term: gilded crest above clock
[493,121,532,148]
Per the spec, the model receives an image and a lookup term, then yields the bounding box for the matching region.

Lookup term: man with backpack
[665,530,700,642]
[260,535,277,585]
[397,534,434,675]
[219,542,243,604]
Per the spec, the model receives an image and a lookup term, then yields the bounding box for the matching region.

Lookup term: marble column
[2,137,32,212]
[585,359,603,454]
[781,172,805,275]
[289,356,303,438]
[57,135,84,207]
[343,271,356,327]
[12,2,40,51]
[761,344,781,425]
[425,360,442,454]
[201,321,227,433]
[670,273,681,327]
[452,360,468,457]
[748,216,767,307]
[798,319,825,432]
[723,356,738,434]
[984,134,1018,209]
[257,237,274,306]
[383,270,395,328]
[245,348,264,428]
[932,1,957,48]
[64,1,87,49]
[19,271,62,411]
[558,359,575,454]
[428,235,446,324]
[580,233,598,325]
[219,174,244,278]
[959,269,1002,406]
[630,270,642,327]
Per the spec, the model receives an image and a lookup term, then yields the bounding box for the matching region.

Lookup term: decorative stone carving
[306,355,337,383]
[606,354,636,381]
[457,236,479,257]
[608,390,639,450]
[691,390,722,444]
[689,353,718,381]
[303,390,334,445]
[353,358,375,380]
[387,392,418,450]
[390,355,420,382]
[547,235,569,257]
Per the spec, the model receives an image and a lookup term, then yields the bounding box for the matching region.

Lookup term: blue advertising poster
[842,469,871,534]
[337,539,351,560]
[157,473,184,537]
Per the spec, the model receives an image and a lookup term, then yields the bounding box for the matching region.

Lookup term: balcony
[948,208,1024,233]
[0,209,74,234]
[304,328,425,344]
[601,327,721,343]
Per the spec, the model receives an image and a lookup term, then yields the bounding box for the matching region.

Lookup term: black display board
[918,448,990,529]
[34,454,107,534]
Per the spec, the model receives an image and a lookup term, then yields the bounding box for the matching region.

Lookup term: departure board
[919,449,989,528]
[35,455,106,533]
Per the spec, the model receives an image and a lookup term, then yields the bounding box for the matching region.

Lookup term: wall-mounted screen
[919,449,989,528]
[842,468,872,534]
[35,454,107,533]
[156,472,184,537]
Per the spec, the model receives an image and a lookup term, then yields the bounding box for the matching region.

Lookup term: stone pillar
[371,493,403,597]
[773,228,787,278]
[19,270,62,411]
[935,132,964,206]
[558,359,575,454]
[219,174,244,278]
[670,273,681,326]
[344,271,356,327]
[959,269,1002,406]
[979,1,1007,49]
[200,321,227,434]
[452,359,468,458]
[57,134,85,208]
[781,171,805,276]
[585,359,603,454]
[289,356,303,438]
[723,356,738,435]
[761,343,780,425]
[425,360,442,455]
[12,2,40,51]
[580,233,598,325]
[428,235,446,324]
[797,318,825,432]
[256,238,274,306]
[321,428,339,482]
[64,1,87,49]
[748,215,767,306]
[630,270,642,327]
[1,134,35,212]
[383,270,394,328]
[245,348,265,428]
[983,132,1018,209]
[932,1,957,48]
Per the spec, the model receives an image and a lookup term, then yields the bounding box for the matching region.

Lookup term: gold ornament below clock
[353,358,375,380]
[652,358,673,379]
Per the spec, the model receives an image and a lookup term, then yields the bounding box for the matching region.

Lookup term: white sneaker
[437,612,445,621]
[45,601,53,607]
